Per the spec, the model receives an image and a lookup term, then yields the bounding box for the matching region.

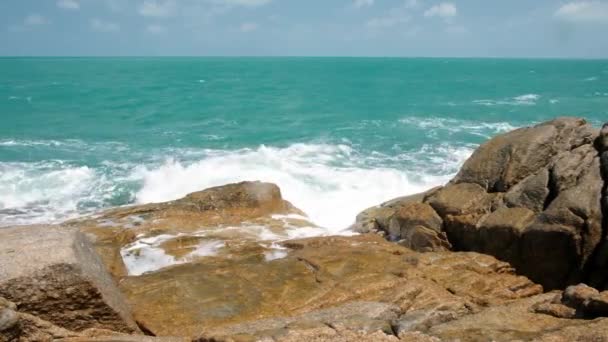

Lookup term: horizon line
[1,55,608,60]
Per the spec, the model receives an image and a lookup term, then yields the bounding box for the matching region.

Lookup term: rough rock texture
[351,188,449,252]
[533,284,608,320]
[387,203,451,252]
[111,234,540,339]
[452,117,596,192]
[71,181,312,279]
[0,225,139,334]
[356,117,608,290]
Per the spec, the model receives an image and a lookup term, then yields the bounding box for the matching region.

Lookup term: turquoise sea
[1,57,607,229]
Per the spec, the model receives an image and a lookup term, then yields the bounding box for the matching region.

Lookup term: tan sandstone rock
[0,225,139,334]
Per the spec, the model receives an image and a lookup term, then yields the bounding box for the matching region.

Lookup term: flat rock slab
[0,225,138,333]
[116,234,541,339]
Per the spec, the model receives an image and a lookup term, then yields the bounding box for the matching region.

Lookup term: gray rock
[0,308,18,332]
[0,225,139,333]
[200,301,401,341]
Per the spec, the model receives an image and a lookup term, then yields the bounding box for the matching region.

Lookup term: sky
[1,0,608,57]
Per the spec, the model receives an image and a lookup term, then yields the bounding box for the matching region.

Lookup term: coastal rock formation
[70,181,312,278]
[117,235,541,338]
[357,117,608,290]
[533,283,608,319]
[0,225,139,334]
[6,118,608,341]
[0,295,187,342]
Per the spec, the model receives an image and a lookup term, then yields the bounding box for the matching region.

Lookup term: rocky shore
[2,117,608,341]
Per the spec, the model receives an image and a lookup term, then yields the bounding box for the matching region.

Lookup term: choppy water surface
[1,57,607,228]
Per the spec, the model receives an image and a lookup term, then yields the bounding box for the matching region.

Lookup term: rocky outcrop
[71,181,313,278]
[533,283,608,319]
[0,225,139,334]
[6,119,608,342]
[356,117,608,290]
[0,295,186,342]
[351,188,450,252]
[114,234,540,338]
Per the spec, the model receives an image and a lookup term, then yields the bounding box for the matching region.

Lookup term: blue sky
[1,0,608,57]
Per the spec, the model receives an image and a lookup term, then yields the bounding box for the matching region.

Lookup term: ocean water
[1,57,607,230]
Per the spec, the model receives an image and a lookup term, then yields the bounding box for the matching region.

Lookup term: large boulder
[356,117,607,290]
[387,203,451,252]
[0,225,139,334]
[350,188,450,252]
[452,117,596,192]
[71,181,313,278]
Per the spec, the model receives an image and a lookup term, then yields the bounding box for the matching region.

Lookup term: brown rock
[201,301,400,341]
[504,169,550,213]
[74,181,314,278]
[428,293,574,341]
[443,213,483,251]
[425,183,494,217]
[397,226,451,252]
[0,225,139,333]
[532,318,608,342]
[477,207,536,264]
[352,188,441,234]
[533,302,577,319]
[453,117,596,192]
[520,156,603,289]
[386,203,450,252]
[109,234,541,339]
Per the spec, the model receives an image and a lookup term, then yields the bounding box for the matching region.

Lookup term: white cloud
[554,1,608,23]
[24,14,49,26]
[240,22,258,32]
[138,0,177,18]
[146,24,167,34]
[90,18,120,32]
[354,0,374,9]
[57,0,80,10]
[424,2,458,18]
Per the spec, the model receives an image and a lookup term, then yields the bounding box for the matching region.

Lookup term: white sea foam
[399,117,518,138]
[0,160,134,226]
[472,94,540,106]
[0,141,472,230]
[120,233,225,276]
[133,143,467,232]
[513,94,540,104]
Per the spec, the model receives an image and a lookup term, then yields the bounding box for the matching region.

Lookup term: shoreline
[3,117,608,341]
